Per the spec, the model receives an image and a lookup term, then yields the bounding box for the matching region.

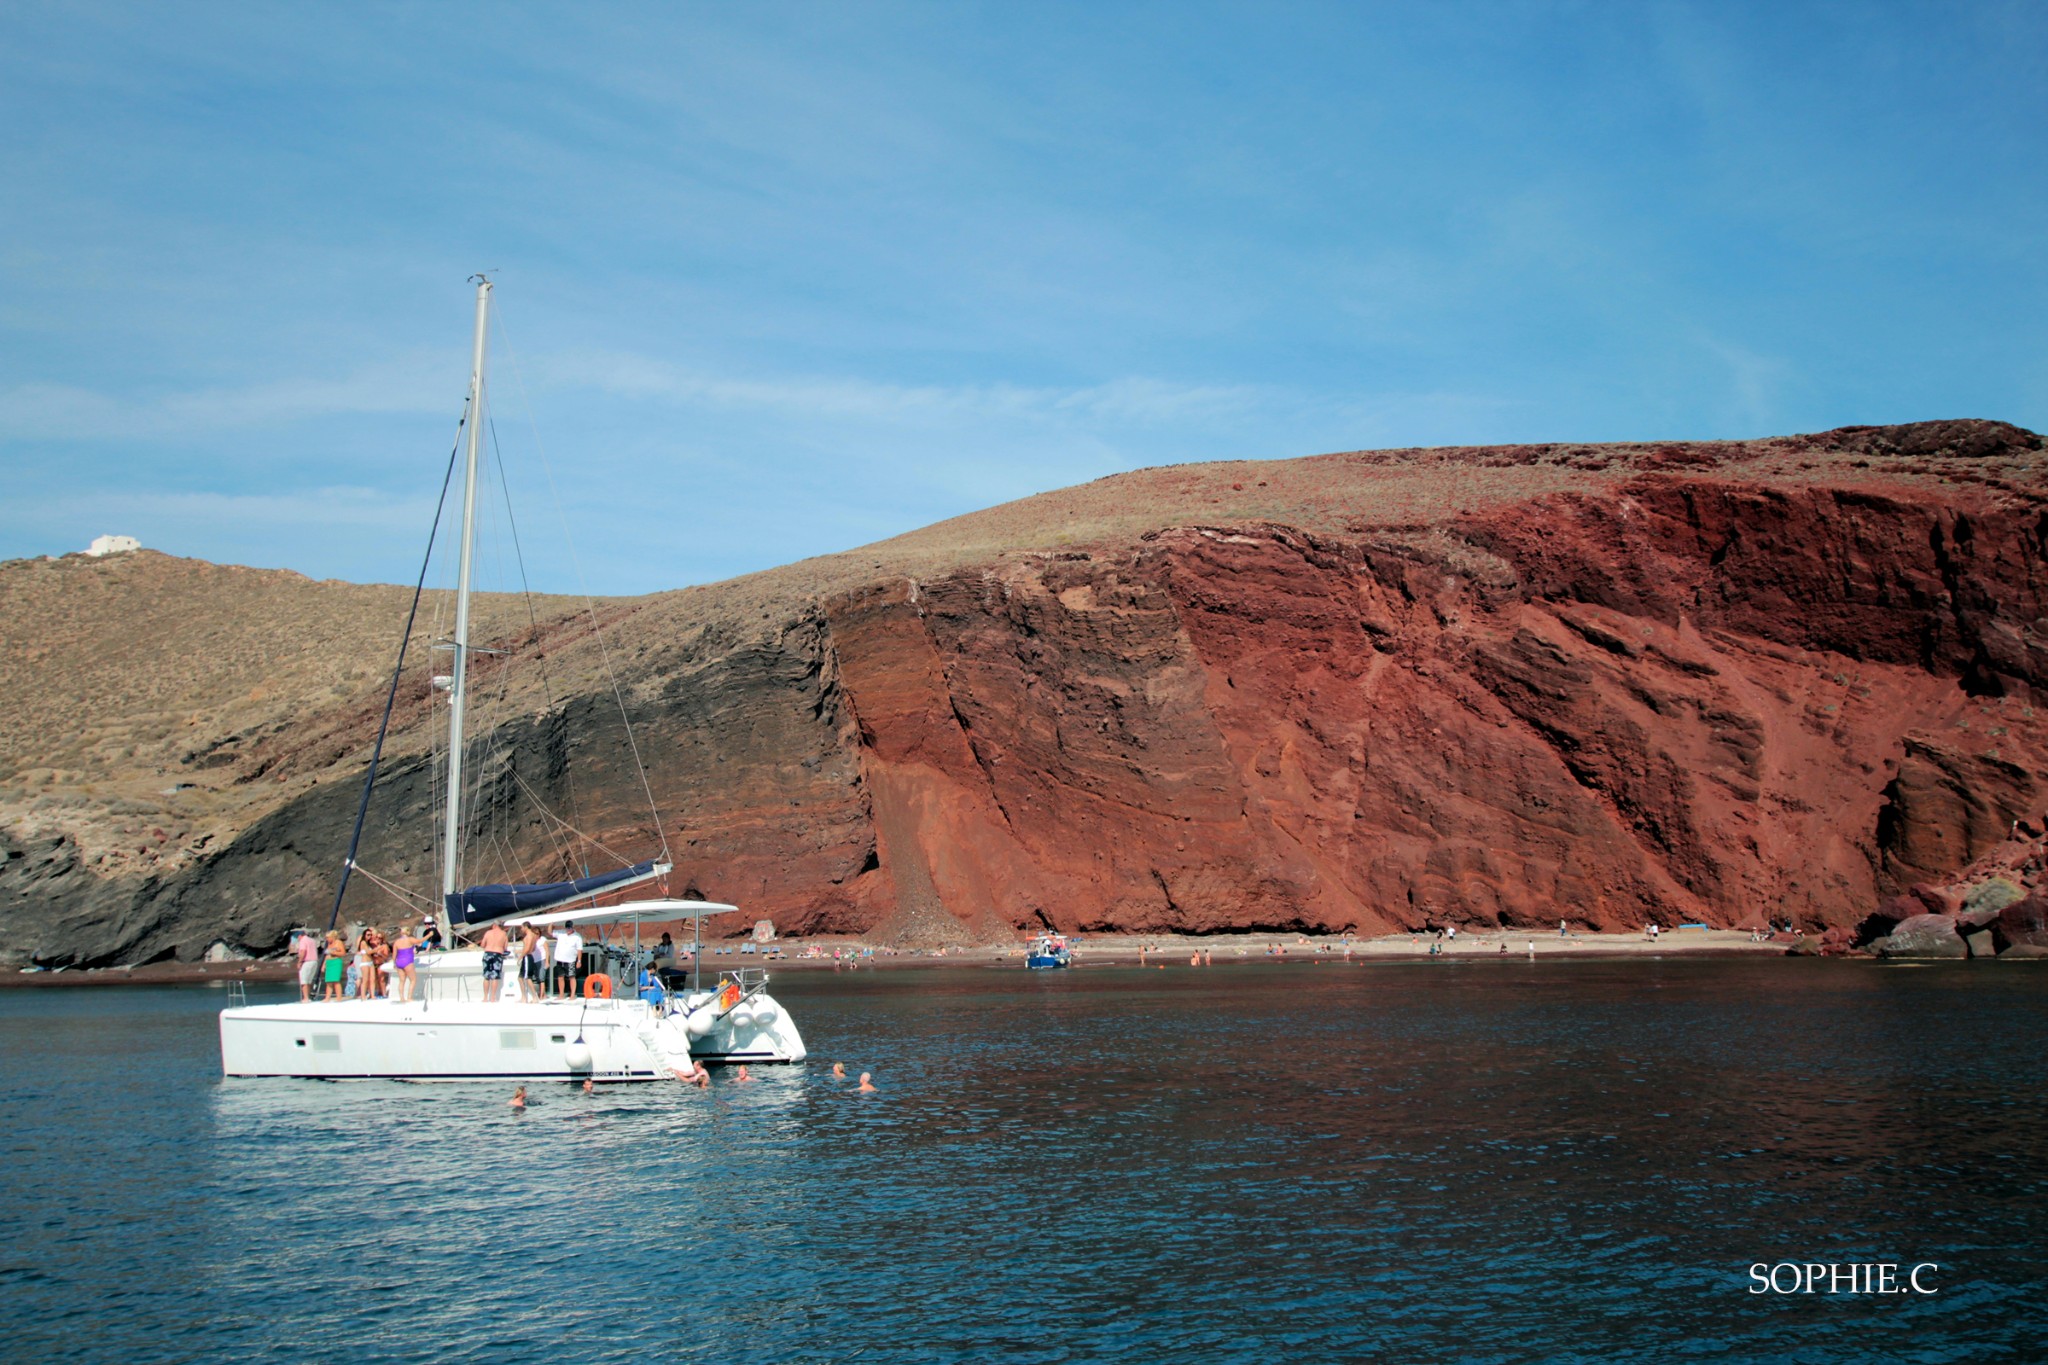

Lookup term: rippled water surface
[3,958,2044,1363]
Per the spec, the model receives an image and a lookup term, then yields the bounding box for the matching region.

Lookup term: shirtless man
[673,1061,710,1089]
[479,922,510,1003]
[857,1072,877,1093]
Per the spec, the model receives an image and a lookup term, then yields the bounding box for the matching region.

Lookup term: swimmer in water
[582,1078,595,1095]
[857,1072,877,1093]
[510,1086,527,1111]
[673,1061,709,1088]
[734,1065,754,1083]
[832,1062,846,1079]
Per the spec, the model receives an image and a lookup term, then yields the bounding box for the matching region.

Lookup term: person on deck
[533,927,555,998]
[552,925,584,998]
[479,922,510,1002]
[516,923,543,1003]
[391,927,419,1003]
[637,961,665,1009]
[321,932,346,1001]
[293,930,319,1002]
[653,932,674,962]
[360,925,387,998]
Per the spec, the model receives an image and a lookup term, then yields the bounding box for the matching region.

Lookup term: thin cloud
[537,350,1272,428]
[0,358,453,442]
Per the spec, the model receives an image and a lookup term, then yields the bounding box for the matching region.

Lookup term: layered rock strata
[4,420,2044,964]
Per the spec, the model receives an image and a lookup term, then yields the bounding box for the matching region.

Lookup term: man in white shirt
[552,926,584,998]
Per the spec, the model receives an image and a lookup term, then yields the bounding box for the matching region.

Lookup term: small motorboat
[1025,932,1072,970]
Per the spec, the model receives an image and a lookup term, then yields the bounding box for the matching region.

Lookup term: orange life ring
[583,973,614,999]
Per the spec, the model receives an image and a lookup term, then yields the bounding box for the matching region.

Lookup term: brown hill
[3,418,2044,965]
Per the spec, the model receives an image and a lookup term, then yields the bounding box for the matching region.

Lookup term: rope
[487,413,588,879]
[506,765,639,868]
[491,302,672,865]
[327,421,463,931]
[343,860,439,915]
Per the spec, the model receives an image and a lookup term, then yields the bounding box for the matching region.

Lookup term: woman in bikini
[366,928,391,999]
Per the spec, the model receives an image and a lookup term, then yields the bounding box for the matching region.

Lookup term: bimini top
[504,899,740,929]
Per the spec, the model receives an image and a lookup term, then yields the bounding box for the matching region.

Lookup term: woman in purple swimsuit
[391,928,419,1003]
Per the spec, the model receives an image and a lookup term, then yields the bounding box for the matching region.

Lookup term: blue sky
[2,1,2043,594]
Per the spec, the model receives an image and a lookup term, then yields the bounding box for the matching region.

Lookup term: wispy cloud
[536,350,1269,430]
[0,357,453,441]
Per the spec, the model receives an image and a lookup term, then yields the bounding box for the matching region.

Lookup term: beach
[2,924,1789,987]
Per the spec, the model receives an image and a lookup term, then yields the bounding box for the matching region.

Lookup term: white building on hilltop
[86,534,141,557]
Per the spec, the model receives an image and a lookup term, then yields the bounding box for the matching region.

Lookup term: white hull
[221,989,805,1081]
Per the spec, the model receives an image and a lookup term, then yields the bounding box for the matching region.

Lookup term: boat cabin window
[311,1035,341,1052]
[499,1031,536,1050]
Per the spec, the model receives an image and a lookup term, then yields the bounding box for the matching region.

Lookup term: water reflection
[2,960,2043,1362]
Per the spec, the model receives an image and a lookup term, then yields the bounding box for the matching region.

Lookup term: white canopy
[505,898,739,928]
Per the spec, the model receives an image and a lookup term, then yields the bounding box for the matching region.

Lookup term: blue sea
[2,957,2043,1363]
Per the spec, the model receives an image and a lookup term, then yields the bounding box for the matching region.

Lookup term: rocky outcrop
[4,420,2047,964]
[1869,913,1970,959]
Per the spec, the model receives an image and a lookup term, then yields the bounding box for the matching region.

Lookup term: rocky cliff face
[4,420,2044,963]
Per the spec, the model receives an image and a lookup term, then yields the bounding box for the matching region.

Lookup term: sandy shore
[2,926,1790,988]
[767,926,1786,970]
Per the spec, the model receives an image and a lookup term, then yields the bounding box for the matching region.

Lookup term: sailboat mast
[439,275,492,941]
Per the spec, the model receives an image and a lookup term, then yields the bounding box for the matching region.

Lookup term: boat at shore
[1025,932,1072,969]
[218,277,803,1080]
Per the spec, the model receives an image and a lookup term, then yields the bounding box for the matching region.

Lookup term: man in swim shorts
[479,922,509,1002]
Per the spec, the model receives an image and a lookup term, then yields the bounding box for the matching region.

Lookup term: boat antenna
[324,434,462,931]
[438,273,492,947]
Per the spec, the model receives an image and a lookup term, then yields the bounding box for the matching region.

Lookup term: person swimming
[857,1072,877,1093]
[831,1062,846,1079]
[581,1078,594,1095]
[510,1086,527,1111]
[734,1065,753,1083]
[673,1061,709,1088]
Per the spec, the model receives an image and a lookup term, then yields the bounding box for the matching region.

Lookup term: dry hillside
[3,419,2044,964]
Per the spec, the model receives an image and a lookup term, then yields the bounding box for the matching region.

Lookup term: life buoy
[583,973,614,999]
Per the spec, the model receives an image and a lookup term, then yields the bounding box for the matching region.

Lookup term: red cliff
[4,420,2044,962]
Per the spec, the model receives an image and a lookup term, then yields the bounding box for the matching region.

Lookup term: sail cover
[446,860,665,925]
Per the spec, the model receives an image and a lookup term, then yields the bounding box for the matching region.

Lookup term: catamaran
[218,277,804,1080]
